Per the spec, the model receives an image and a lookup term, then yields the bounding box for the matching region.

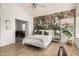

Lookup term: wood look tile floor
[0,41,79,56]
[64,44,79,56]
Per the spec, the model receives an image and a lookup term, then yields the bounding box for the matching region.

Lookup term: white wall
[16,20,26,31]
[0,3,1,46]
[0,3,33,47]
[76,16,79,48]
[0,17,1,45]
[76,16,79,38]
[0,16,1,46]
[75,4,79,48]
[76,4,79,17]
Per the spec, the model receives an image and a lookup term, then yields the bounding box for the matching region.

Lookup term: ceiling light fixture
[29,3,46,10]
[31,3,38,9]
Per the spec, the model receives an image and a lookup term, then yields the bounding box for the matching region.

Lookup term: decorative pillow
[38,31,42,35]
[33,30,43,35]
[44,31,49,35]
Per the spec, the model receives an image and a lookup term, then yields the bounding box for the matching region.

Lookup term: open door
[15,19,29,43]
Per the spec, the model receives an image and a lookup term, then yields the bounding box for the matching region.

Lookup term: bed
[22,30,54,48]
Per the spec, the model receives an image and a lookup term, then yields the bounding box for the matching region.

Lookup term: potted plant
[62,23,73,45]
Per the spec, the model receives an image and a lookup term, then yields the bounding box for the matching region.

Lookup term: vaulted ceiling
[16,3,76,17]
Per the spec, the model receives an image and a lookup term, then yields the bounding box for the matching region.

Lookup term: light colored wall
[0,3,33,47]
[0,16,1,42]
[76,4,79,17]
[0,16,1,43]
[76,16,79,38]
[76,16,79,48]
[75,38,79,48]
[16,19,26,31]
[0,3,1,46]
[75,4,79,48]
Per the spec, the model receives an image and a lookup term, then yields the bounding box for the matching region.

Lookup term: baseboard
[0,41,15,47]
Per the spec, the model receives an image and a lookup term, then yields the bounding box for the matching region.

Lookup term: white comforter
[22,35,53,48]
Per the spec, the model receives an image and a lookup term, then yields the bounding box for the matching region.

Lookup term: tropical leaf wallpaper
[33,9,75,34]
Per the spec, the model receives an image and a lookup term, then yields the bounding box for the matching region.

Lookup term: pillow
[43,30,54,36]
[44,31,49,35]
[33,30,43,35]
[38,30,42,35]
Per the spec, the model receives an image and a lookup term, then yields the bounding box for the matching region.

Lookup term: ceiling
[16,3,76,17]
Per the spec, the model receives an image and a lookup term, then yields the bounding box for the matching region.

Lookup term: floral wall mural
[33,9,75,34]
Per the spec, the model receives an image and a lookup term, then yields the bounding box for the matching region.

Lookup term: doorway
[15,19,29,43]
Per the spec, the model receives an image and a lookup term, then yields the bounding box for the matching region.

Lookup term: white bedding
[22,35,53,48]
